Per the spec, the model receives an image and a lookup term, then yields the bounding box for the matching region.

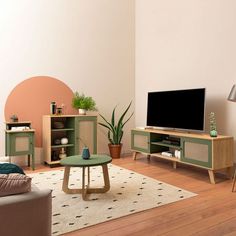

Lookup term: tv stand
[131,128,234,184]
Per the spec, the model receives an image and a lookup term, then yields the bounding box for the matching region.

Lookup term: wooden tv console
[131,128,234,184]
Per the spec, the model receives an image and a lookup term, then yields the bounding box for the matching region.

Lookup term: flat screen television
[146,88,206,132]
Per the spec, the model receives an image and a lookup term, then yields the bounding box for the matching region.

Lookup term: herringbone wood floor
[25,154,236,236]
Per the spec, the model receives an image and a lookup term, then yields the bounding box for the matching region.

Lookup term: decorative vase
[108,143,122,158]
[82,147,90,159]
[210,130,218,137]
[78,109,86,115]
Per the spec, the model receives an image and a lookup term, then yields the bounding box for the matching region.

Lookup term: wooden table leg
[62,166,70,193]
[62,164,111,199]
[82,167,87,200]
[86,164,110,194]
[102,164,110,192]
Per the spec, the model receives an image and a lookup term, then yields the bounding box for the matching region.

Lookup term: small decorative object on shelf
[209,112,217,137]
[59,148,67,159]
[174,150,181,159]
[82,147,90,160]
[50,102,57,115]
[53,121,64,129]
[54,139,61,145]
[56,107,62,115]
[61,137,68,145]
[10,114,18,122]
[52,151,58,161]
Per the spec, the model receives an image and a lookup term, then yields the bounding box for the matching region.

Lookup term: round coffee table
[60,154,112,200]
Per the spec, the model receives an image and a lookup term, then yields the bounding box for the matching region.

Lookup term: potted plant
[99,102,133,158]
[72,92,97,115]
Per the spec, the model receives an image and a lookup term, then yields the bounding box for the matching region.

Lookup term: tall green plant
[99,102,133,145]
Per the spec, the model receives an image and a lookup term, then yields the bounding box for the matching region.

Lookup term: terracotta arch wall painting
[4,76,77,147]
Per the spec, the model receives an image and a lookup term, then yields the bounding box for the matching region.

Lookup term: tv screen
[146,88,205,131]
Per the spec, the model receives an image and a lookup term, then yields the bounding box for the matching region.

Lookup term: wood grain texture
[25,155,236,236]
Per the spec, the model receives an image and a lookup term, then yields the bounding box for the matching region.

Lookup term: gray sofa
[0,187,52,236]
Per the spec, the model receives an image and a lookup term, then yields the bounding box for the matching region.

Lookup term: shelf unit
[43,115,97,166]
[131,128,234,184]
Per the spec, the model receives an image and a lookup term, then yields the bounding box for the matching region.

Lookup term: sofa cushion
[0,174,31,197]
[0,163,25,175]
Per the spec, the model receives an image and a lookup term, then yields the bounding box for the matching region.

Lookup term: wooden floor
[25,154,236,236]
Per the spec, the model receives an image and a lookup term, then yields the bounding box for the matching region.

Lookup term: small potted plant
[72,92,97,115]
[209,112,217,137]
[99,102,133,158]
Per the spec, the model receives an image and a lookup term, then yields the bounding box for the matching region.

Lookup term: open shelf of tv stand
[151,141,181,150]
[131,128,234,184]
[151,153,180,169]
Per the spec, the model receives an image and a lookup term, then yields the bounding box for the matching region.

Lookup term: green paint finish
[131,130,150,153]
[5,131,35,170]
[60,154,112,167]
[181,137,212,168]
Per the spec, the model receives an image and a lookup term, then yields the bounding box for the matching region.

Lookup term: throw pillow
[0,163,25,175]
[0,173,31,197]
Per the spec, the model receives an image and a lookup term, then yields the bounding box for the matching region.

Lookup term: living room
[1,1,236,235]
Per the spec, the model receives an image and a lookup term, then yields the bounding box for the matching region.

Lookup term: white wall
[135,0,236,159]
[0,0,135,162]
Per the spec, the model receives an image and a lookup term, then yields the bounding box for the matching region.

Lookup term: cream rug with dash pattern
[29,164,197,235]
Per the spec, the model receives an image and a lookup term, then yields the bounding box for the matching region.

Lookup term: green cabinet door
[5,131,35,170]
[181,137,212,168]
[131,130,151,153]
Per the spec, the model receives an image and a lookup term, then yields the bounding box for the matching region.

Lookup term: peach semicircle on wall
[4,76,77,147]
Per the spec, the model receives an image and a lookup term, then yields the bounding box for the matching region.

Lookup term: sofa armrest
[0,188,52,236]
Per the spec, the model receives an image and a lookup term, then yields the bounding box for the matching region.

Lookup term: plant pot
[78,109,86,115]
[210,130,218,137]
[108,143,122,158]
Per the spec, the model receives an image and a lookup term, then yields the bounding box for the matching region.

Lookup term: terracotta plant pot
[108,143,122,158]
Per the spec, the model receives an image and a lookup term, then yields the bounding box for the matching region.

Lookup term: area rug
[29,164,197,235]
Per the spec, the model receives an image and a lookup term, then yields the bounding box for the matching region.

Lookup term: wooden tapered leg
[208,170,216,184]
[133,152,138,160]
[173,162,177,169]
[82,167,87,200]
[62,166,82,194]
[62,164,111,200]
[87,164,110,193]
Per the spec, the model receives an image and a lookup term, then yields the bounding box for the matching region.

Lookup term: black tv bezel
[146,88,206,132]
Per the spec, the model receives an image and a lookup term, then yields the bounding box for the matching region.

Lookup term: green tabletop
[60,154,112,167]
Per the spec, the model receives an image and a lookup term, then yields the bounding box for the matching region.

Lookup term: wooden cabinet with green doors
[5,121,35,170]
[131,128,234,184]
[43,115,97,166]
